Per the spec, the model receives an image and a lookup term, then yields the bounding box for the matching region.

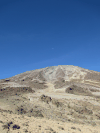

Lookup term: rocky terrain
[0,65,100,133]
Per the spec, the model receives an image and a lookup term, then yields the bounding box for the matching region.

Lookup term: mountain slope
[0,65,100,133]
[1,65,100,90]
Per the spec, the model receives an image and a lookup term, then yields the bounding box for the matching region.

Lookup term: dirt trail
[45,82,55,92]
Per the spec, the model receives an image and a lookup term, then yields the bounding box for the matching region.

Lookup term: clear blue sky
[0,0,100,79]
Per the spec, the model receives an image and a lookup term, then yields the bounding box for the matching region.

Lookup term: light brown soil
[0,82,100,133]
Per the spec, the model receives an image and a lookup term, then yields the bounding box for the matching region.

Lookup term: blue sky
[0,0,100,79]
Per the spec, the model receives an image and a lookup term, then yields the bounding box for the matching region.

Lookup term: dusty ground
[0,82,100,133]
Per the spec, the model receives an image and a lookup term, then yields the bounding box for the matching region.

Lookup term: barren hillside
[0,65,100,133]
[1,65,100,89]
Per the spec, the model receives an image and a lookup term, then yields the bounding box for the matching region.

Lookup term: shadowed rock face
[0,87,35,98]
[27,80,48,89]
[65,85,92,96]
[85,71,100,81]
[54,78,66,89]
[55,68,65,78]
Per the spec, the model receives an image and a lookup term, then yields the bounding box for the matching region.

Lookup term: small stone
[71,127,76,129]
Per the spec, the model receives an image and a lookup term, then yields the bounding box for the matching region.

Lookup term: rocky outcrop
[65,85,92,96]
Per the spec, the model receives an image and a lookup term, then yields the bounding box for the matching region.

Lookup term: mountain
[0,65,100,132]
[1,65,100,90]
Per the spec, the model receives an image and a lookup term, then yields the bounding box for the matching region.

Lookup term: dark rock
[16,106,27,115]
[71,127,76,129]
[40,94,52,103]
[12,124,20,130]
